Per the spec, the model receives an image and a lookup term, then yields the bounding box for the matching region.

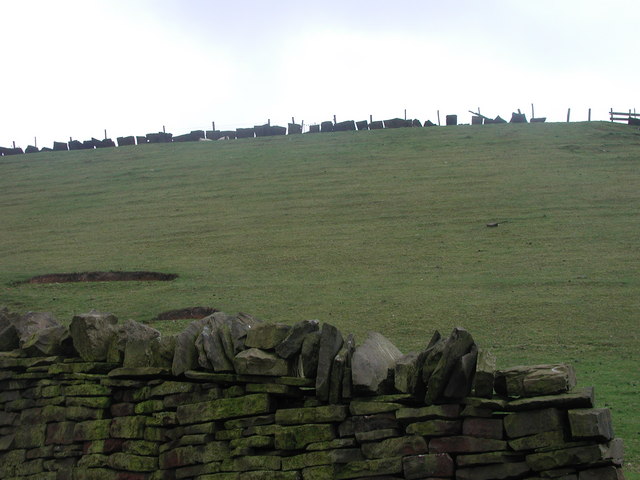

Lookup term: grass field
[1,121,638,476]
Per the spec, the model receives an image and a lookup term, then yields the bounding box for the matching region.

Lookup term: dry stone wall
[0,307,626,479]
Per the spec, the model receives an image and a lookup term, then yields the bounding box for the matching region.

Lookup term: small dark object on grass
[23,271,178,284]
[486,222,499,227]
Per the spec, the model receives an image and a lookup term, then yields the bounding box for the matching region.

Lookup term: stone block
[568,408,614,441]
[495,364,576,398]
[275,405,348,425]
[578,466,625,480]
[456,461,531,480]
[45,421,77,445]
[234,348,290,376]
[69,310,118,362]
[462,417,504,439]
[402,453,454,479]
[335,457,402,479]
[504,408,565,438]
[245,323,291,350]
[429,435,508,453]
[107,452,157,471]
[472,349,496,397]
[351,331,402,395]
[275,319,319,359]
[74,419,112,441]
[316,323,344,401]
[507,387,595,411]
[525,439,624,471]
[360,435,428,459]
[456,451,525,467]
[176,394,273,424]
[406,419,462,436]
[274,424,335,450]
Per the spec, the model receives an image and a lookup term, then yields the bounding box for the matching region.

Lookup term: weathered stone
[233,454,281,471]
[507,386,595,411]
[0,307,20,351]
[394,351,421,394]
[568,408,614,441]
[402,453,454,479]
[351,331,402,395]
[349,400,401,415]
[117,321,163,368]
[275,319,320,359]
[456,451,525,467]
[525,439,624,471]
[425,327,476,404]
[428,435,508,453]
[579,466,625,480]
[354,428,400,442]
[462,417,504,439]
[509,429,568,451]
[473,349,496,397]
[495,364,577,398]
[351,412,399,434]
[69,310,118,362]
[504,408,565,438]
[21,323,73,356]
[443,344,478,399]
[329,344,348,404]
[159,442,229,469]
[406,419,462,436]
[281,449,363,471]
[74,419,112,441]
[316,323,344,401]
[396,404,461,422]
[456,461,531,480]
[110,416,147,439]
[14,424,46,448]
[171,317,209,376]
[233,348,290,376]
[421,330,444,385]
[361,435,428,459]
[274,424,335,450]
[245,323,291,350]
[46,421,77,445]
[176,394,273,424]
[276,405,348,425]
[229,312,262,354]
[335,457,402,479]
[13,311,59,341]
[300,330,321,378]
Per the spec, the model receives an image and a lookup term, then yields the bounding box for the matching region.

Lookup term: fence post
[437,110,441,126]
[610,108,613,122]
[588,108,591,122]
[13,141,16,149]
[404,109,406,120]
[531,104,535,118]
[163,125,166,134]
[104,129,107,140]
[212,121,215,131]
[34,137,37,149]
[370,114,373,124]
[566,108,571,123]
[333,115,336,124]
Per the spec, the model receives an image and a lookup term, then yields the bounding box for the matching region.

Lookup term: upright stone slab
[425,327,476,404]
[315,323,344,402]
[275,319,320,359]
[234,348,290,376]
[69,310,118,362]
[351,332,403,395]
[245,323,291,350]
[172,317,209,376]
[300,330,321,379]
[0,307,20,351]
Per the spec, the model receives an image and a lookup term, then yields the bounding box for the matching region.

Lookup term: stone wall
[0,307,626,479]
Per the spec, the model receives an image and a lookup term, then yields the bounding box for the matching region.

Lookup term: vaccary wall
[0,307,625,480]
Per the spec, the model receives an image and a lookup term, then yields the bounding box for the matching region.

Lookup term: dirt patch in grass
[153,306,218,321]
[23,271,178,284]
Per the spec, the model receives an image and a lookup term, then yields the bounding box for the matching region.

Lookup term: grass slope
[1,122,639,476]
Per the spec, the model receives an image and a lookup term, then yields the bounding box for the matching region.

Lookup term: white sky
[1,0,638,148]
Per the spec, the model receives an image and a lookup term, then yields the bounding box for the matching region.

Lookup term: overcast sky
[2,0,638,149]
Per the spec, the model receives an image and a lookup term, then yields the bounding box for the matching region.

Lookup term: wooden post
[163,125,166,133]
[333,115,336,124]
[104,129,107,140]
[301,120,304,132]
[268,119,271,126]
[518,108,522,114]
[13,141,16,149]
[291,117,295,124]
[531,104,535,118]
[610,108,613,122]
[212,121,215,131]
[588,108,591,122]
[566,108,571,123]
[34,137,37,148]
[70,136,73,142]
[404,109,407,120]
[437,110,441,126]
[369,114,373,124]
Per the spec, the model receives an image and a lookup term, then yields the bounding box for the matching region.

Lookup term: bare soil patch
[24,271,178,284]
[153,306,218,321]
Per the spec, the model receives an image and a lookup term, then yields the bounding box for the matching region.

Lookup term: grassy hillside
[1,122,639,476]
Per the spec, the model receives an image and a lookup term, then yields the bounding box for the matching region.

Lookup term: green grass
[1,122,639,476]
